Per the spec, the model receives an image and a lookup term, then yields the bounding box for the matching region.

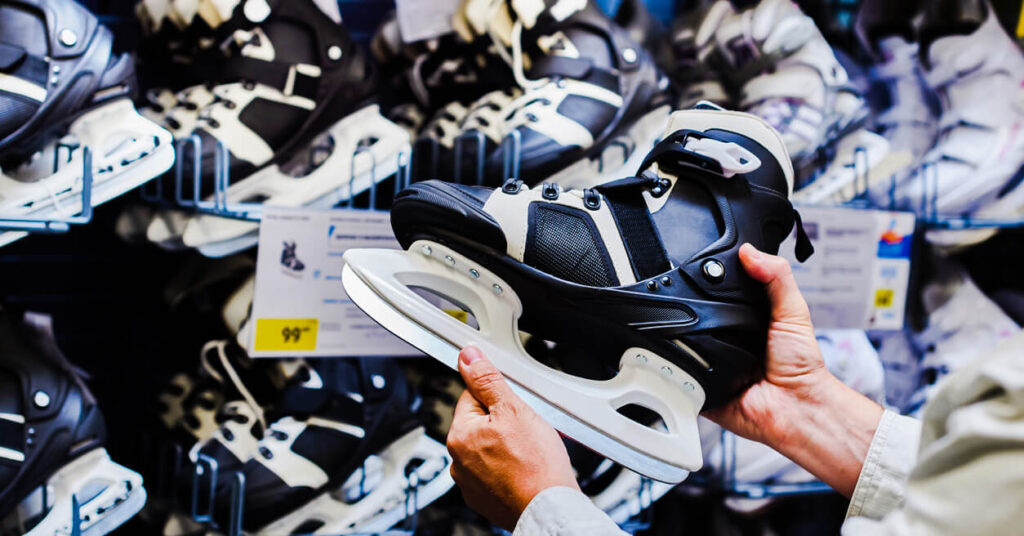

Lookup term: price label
[253,318,319,352]
[874,289,895,308]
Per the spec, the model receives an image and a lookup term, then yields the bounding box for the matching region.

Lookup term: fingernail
[460,346,483,366]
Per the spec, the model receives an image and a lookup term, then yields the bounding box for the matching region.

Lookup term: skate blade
[550,105,671,189]
[13,448,146,536]
[0,98,173,247]
[181,104,411,250]
[342,242,704,483]
[255,426,453,535]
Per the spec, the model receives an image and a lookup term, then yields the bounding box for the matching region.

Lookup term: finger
[452,388,487,422]
[458,345,518,409]
[738,243,812,325]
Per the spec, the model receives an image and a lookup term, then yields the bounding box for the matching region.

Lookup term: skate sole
[16,448,146,536]
[342,241,705,484]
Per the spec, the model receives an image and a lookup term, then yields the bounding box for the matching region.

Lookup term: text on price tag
[254,318,319,352]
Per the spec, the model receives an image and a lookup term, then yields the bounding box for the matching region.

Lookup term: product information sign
[781,206,916,330]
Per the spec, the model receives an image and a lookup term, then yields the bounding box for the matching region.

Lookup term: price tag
[254,318,319,352]
[247,207,419,358]
[781,206,915,330]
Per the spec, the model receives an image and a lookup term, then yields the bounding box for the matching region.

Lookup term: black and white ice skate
[280,241,306,276]
[0,308,146,535]
[212,358,453,534]
[470,0,671,185]
[342,107,813,483]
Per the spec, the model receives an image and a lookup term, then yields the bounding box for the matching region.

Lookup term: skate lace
[485,1,546,91]
[208,341,268,432]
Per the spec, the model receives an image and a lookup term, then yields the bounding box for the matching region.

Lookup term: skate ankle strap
[222,58,320,100]
[594,177,673,279]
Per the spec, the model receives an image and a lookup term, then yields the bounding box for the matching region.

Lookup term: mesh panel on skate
[525,203,618,287]
[615,303,695,326]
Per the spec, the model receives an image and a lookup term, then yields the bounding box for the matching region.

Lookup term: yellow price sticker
[874,289,894,308]
[444,309,469,323]
[254,318,319,352]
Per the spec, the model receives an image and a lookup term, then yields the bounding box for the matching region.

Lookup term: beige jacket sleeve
[843,331,1024,535]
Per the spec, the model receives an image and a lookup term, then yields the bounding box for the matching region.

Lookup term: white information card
[247,206,419,358]
[781,206,916,331]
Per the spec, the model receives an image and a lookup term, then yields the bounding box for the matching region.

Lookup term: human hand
[703,243,883,496]
[446,346,580,530]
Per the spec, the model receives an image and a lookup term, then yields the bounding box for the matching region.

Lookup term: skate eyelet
[646,280,659,291]
[649,178,671,198]
[526,113,539,123]
[583,190,601,210]
[208,119,221,129]
[243,81,256,90]
[542,184,559,200]
[271,430,288,441]
[660,276,672,286]
[702,259,725,283]
[225,101,236,110]
[501,179,522,194]
[259,446,274,459]
[223,429,234,441]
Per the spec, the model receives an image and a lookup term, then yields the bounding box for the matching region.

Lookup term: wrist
[769,373,884,496]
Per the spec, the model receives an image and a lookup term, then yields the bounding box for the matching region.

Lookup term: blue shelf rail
[0,145,94,233]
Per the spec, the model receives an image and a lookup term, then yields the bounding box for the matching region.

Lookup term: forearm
[768,374,885,496]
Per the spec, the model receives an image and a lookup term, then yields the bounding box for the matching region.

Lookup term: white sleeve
[513,487,629,536]
[842,333,1024,535]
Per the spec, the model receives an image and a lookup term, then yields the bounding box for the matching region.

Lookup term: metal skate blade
[342,261,694,483]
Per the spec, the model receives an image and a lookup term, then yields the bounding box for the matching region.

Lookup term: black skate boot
[342,106,813,483]
[0,308,146,535]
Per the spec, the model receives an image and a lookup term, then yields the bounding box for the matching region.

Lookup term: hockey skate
[342,107,813,483]
[884,6,1024,247]
[0,309,146,536]
[670,0,734,110]
[208,359,452,534]
[172,0,411,257]
[714,0,893,200]
[0,0,174,247]
[467,0,670,185]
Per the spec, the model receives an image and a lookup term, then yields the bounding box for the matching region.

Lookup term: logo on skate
[281,241,306,277]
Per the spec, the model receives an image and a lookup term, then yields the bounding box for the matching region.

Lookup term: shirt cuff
[514,486,626,536]
[846,409,922,520]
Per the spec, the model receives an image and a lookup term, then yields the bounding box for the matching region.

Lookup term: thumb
[458,345,516,410]
[738,243,813,327]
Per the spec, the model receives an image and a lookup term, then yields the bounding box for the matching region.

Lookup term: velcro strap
[222,57,319,100]
[601,181,672,280]
[528,55,592,80]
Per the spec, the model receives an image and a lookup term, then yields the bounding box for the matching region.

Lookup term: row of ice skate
[5,0,1024,254]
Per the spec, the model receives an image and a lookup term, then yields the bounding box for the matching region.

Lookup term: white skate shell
[180,104,411,257]
[792,129,913,205]
[0,98,174,247]
[589,463,675,525]
[342,240,706,483]
[255,426,453,535]
[1,448,146,536]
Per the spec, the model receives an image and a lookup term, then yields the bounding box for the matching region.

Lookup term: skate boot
[670,1,734,110]
[0,308,146,535]
[342,107,814,483]
[885,5,1024,247]
[713,0,883,194]
[470,0,670,186]
[0,0,174,248]
[177,0,411,257]
[215,358,453,534]
[567,440,673,527]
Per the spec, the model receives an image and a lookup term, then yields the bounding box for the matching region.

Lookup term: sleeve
[845,409,922,520]
[513,487,630,536]
[842,333,1024,535]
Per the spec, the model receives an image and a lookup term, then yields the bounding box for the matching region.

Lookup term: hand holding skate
[703,244,885,496]
[448,346,579,530]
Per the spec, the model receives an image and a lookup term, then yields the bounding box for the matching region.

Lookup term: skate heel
[179,104,411,256]
[7,448,146,536]
[254,426,452,535]
[343,241,705,483]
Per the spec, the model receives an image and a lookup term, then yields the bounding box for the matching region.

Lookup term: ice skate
[465,0,670,185]
[209,359,452,534]
[882,6,1024,247]
[0,0,174,247]
[174,0,411,257]
[670,0,734,110]
[342,107,813,483]
[0,309,145,536]
[713,0,875,192]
